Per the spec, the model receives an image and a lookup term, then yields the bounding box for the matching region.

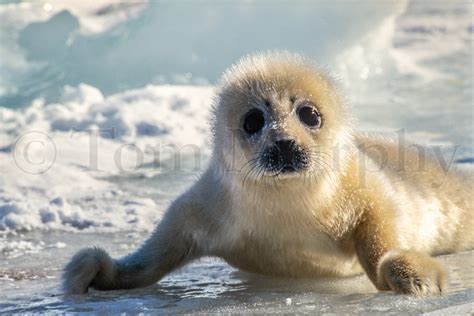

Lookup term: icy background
[0,0,472,313]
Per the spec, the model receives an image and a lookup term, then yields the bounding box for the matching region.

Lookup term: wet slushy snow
[1,232,473,314]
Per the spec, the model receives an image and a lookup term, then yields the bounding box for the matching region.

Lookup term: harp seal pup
[62,52,473,296]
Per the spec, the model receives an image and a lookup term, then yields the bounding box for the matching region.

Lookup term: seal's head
[213,52,352,182]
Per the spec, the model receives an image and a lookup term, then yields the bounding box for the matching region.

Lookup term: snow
[0,84,214,232]
[0,232,473,314]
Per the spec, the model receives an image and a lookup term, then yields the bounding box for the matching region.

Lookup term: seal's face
[214,53,351,181]
[240,99,321,176]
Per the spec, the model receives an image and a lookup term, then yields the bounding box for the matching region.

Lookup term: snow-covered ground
[0,0,472,313]
[0,84,214,232]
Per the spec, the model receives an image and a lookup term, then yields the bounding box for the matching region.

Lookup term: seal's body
[63,53,473,296]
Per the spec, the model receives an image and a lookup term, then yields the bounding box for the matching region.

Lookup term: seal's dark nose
[275,139,297,164]
[262,139,308,173]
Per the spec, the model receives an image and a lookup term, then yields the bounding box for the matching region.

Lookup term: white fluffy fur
[62,52,472,296]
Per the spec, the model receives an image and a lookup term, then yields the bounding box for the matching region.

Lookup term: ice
[0,0,403,107]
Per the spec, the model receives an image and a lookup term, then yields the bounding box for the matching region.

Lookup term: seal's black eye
[297,104,321,128]
[243,109,265,135]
